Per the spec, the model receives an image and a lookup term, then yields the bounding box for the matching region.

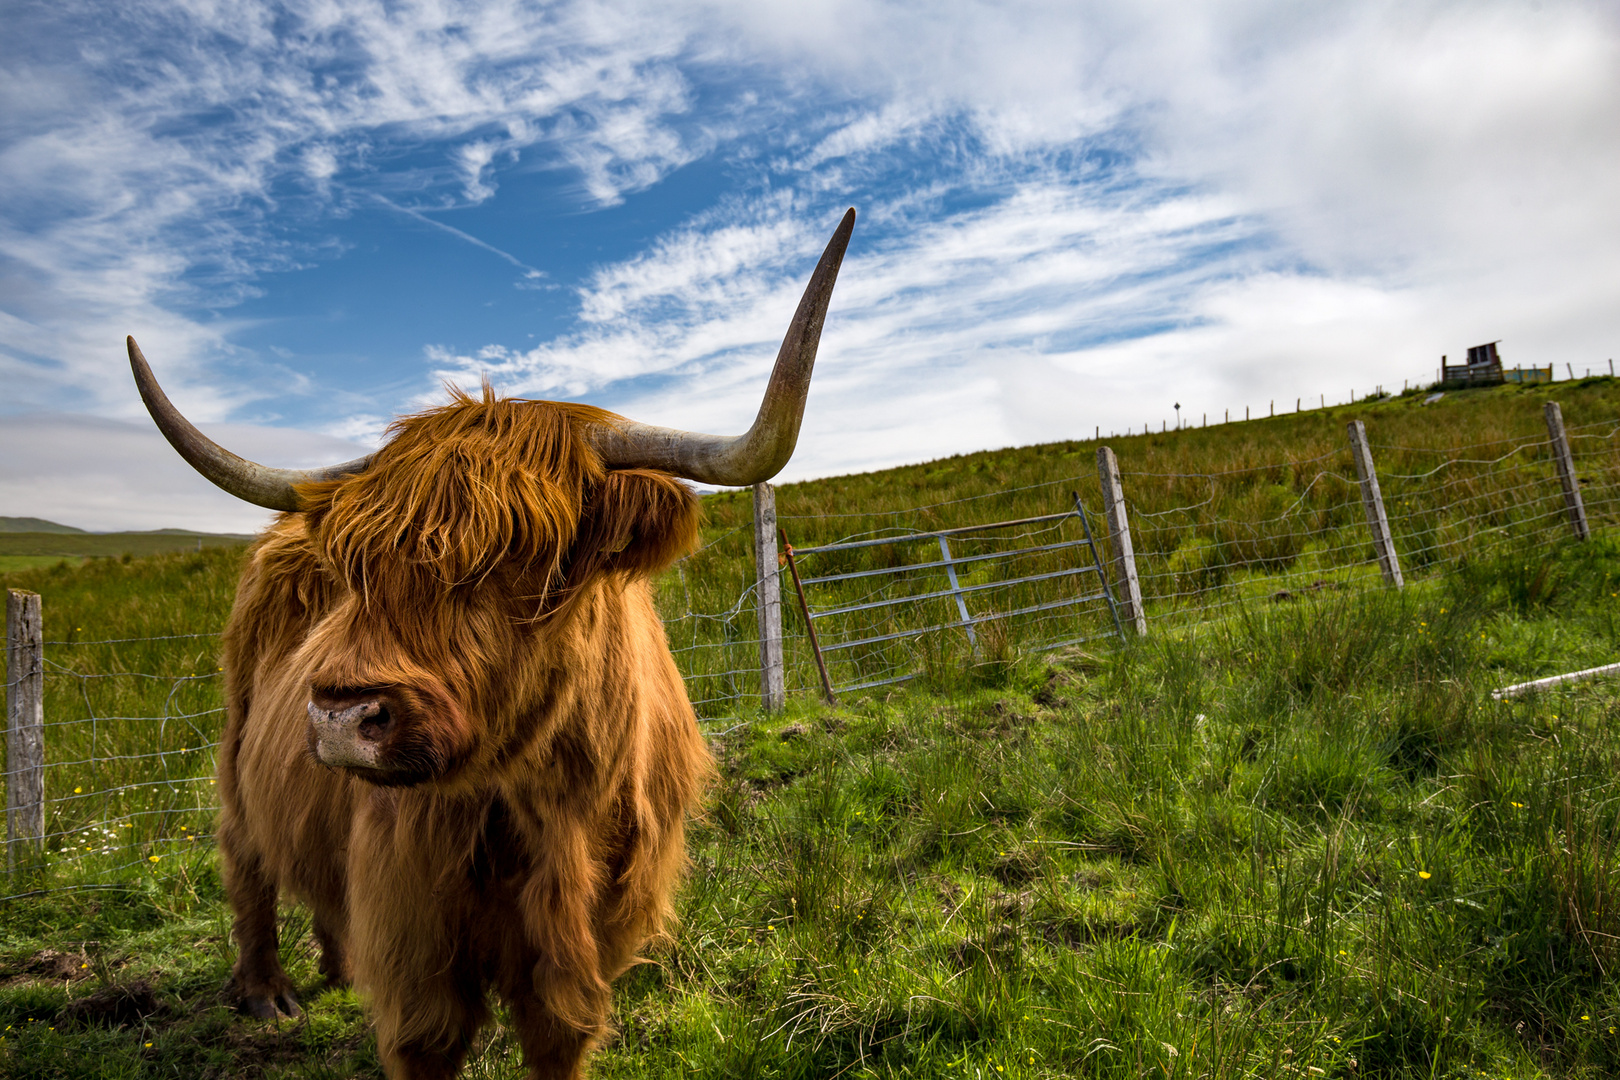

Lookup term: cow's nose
[307,698,390,740]
[307,689,392,768]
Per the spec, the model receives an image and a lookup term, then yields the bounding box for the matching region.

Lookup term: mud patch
[2,948,94,983]
[61,979,167,1027]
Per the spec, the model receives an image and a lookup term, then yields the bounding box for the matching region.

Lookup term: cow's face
[293,394,700,787]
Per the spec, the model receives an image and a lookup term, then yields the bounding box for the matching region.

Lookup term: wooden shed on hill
[1442,342,1503,386]
[1440,342,1551,388]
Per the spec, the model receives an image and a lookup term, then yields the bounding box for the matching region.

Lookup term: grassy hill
[2,377,1619,1078]
[0,516,89,534]
[679,377,1620,700]
[0,524,256,574]
[729,376,1620,539]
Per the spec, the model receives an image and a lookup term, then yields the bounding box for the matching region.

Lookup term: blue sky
[3,0,1618,532]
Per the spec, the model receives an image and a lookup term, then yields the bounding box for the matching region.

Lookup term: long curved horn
[127,336,373,512]
[589,207,855,486]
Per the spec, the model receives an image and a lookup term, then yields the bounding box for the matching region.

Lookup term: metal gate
[781,496,1124,695]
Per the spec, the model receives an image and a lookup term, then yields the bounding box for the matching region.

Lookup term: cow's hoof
[224,976,301,1019]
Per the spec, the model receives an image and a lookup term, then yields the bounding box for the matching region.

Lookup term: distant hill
[129,528,239,536]
[0,522,256,572]
[0,516,88,534]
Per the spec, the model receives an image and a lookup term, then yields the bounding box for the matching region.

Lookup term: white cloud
[1131,1,1620,279]
[456,140,502,202]
[0,414,374,534]
[3,0,1617,530]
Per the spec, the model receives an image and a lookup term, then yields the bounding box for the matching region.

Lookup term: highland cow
[128,209,854,1079]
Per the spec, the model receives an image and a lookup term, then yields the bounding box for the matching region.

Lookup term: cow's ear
[571,469,702,582]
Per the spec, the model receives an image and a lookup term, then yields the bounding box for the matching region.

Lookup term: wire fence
[5,406,1615,899]
[2,639,222,898]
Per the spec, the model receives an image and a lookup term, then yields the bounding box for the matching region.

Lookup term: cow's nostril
[356,708,390,742]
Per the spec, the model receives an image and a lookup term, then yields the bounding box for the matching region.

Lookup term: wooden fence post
[1096,447,1147,635]
[1543,401,1590,540]
[778,528,837,706]
[1346,421,1404,587]
[7,589,44,865]
[752,483,786,711]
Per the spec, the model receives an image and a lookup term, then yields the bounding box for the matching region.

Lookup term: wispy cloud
[429,165,1270,469]
[2,0,1617,528]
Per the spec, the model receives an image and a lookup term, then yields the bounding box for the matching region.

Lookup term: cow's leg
[219,835,300,1018]
[373,975,486,1080]
[311,903,350,989]
[380,1036,476,1080]
[509,997,601,1080]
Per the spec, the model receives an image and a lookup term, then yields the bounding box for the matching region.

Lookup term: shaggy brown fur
[216,389,713,1079]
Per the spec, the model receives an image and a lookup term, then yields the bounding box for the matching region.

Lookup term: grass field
[0,530,255,575]
[2,378,1618,1077]
[3,538,1619,1078]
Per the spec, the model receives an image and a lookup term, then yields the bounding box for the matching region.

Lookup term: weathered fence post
[778,527,836,706]
[1346,421,1404,587]
[1096,447,1146,635]
[752,483,786,711]
[1543,401,1590,540]
[7,589,45,866]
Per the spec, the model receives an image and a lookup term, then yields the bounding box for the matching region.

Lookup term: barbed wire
[44,632,222,647]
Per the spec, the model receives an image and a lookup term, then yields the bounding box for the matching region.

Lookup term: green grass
[4,538,1620,1077]
[0,556,88,574]
[0,529,253,574]
[1,549,242,882]
[0,531,253,558]
[4,379,1620,1076]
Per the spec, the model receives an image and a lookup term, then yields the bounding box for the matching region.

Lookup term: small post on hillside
[1544,401,1590,541]
[752,483,786,711]
[1346,421,1404,587]
[1096,447,1147,635]
[7,589,45,866]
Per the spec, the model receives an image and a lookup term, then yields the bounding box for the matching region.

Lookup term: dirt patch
[946,925,1021,973]
[817,712,849,735]
[1038,913,1142,949]
[610,1011,669,1051]
[224,1026,367,1080]
[60,979,167,1027]
[3,948,94,983]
